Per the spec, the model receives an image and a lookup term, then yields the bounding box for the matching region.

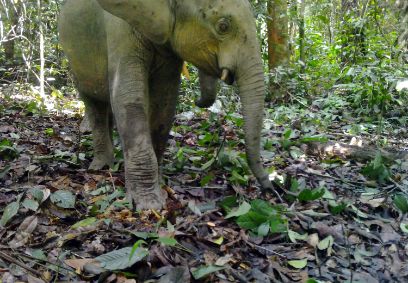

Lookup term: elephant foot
[88,155,114,170]
[127,185,167,211]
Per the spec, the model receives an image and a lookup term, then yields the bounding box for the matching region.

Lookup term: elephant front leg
[111,67,166,211]
[114,101,167,210]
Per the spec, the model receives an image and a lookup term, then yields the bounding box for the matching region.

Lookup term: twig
[389,178,408,195]
[241,230,286,258]
[17,253,79,275]
[299,169,365,187]
[244,240,286,258]
[0,250,43,277]
[176,209,220,231]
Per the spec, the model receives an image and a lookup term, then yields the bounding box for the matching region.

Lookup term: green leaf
[157,237,178,247]
[28,188,45,202]
[212,236,224,245]
[250,199,277,217]
[269,218,287,233]
[167,221,175,232]
[71,217,98,229]
[229,170,248,185]
[298,188,325,202]
[257,222,270,236]
[288,259,308,269]
[191,265,225,280]
[0,201,20,227]
[236,211,268,230]
[361,153,391,183]
[0,165,11,179]
[299,136,328,143]
[130,240,147,260]
[200,173,214,187]
[225,201,251,219]
[329,202,347,215]
[394,194,408,213]
[317,236,334,250]
[50,190,76,209]
[219,196,238,213]
[201,157,215,171]
[283,129,292,140]
[400,223,408,234]
[44,128,54,136]
[131,231,159,239]
[95,246,148,270]
[29,249,47,261]
[22,199,39,211]
[288,230,308,243]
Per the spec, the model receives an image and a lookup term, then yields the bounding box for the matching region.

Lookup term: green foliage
[394,194,408,213]
[329,202,348,215]
[95,246,148,271]
[89,186,128,214]
[0,200,20,227]
[191,265,225,280]
[71,217,98,229]
[288,259,308,269]
[297,188,326,202]
[361,153,391,183]
[0,139,19,161]
[221,197,287,236]
[50,190,76,209]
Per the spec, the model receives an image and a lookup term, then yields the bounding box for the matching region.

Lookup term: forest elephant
[59,0,273,210]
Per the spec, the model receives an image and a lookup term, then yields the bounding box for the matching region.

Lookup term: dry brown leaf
[307,233,319,248]
[27,274,46,283]
[8,216,38,249]
[360,197,385,208]
[65,258,97,273]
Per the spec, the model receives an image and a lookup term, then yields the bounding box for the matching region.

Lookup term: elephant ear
[96,0,173,44]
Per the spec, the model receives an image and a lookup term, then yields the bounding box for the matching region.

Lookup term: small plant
[220,197,287,236]
[361,153,391,184]
[394,194,408,214]
[0,139,19,161]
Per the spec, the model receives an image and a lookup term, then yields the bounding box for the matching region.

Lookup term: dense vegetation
[1,0,408,282]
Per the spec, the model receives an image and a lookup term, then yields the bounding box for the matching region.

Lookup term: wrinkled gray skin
[59,0,273,210]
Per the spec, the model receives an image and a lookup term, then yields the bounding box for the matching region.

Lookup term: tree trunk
[298,0,306,73]
[399,0,408,50]
[37,0,45,100]
[340,0,361,65]
[266,0,289,103]
[1,0,18,63]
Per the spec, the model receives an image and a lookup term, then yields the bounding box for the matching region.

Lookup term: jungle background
[1,0,408,282]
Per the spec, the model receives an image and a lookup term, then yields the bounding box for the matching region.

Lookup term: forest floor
[1,83,408,283]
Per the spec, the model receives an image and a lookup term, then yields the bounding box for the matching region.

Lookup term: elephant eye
[216,18,230,34]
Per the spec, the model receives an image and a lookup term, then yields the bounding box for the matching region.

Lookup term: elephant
[59,0,273,210]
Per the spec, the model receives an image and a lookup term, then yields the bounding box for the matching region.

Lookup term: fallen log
[301,141,408,163]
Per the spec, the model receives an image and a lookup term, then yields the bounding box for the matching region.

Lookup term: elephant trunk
[236,58,273,190]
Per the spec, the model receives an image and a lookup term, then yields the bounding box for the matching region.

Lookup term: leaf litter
[0,92,408,282]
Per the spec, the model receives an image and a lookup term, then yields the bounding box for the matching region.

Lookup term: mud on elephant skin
[59,0,273,210]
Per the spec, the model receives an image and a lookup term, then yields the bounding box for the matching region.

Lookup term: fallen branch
[0,250,43,277]
[301,141,408,163]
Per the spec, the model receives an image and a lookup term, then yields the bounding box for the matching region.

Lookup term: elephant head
[96,0,273,190]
